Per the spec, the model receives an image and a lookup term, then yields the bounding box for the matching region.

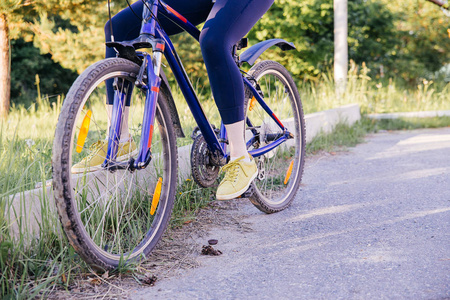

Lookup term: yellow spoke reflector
[76,110,92,153]
[151,177,163,215]
[249,96,257,111]
[284,160,294,185]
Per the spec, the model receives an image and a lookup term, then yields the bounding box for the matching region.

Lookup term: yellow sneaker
[71,139,138,174]
[216,156,258,200]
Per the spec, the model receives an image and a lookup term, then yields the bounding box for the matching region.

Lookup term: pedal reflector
[284,160,294,185]
[151,177,163,215]
[76,110,92,153]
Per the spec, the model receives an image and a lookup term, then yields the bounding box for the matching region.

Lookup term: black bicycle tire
[52,58,178,271]
[245,60,306,213]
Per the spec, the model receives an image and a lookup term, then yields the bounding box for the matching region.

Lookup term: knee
[200,29,226,59]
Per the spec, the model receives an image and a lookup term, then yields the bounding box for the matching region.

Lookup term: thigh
[109,0,213,40]
[161,0,213,35]
[202,0,274,45]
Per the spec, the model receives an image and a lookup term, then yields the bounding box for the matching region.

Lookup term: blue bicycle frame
[105,0,293,170]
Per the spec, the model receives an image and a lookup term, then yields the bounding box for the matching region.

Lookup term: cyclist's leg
[199,0,274,199]
[200,0,273,156]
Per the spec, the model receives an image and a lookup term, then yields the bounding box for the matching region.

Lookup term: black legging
[105,0,274,124]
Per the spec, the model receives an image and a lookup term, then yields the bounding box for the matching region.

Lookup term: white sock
[104,136,132,143]
[119,136,132,143]
[231,154,251,163]
[225,120,251,162]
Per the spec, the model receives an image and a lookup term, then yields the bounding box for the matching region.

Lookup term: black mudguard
[160,69,185,138]
[239,39,296,66]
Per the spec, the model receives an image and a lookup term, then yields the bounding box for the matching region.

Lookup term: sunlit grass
[301,62,450,115]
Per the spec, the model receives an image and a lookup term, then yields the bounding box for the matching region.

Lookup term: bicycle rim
[245,60,305,212]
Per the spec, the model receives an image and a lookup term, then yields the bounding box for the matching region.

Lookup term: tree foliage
[347,0,399,75]
[249,0,449,83]
[4,0,450,107]
[14,0,111,73]
[380,0,450,81]
[11,38,77,107]
[5,0,117,107]
[248,0,334,78]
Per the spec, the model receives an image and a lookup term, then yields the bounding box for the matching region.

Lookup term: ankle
[119,135,132,143]
[230,154,251,163]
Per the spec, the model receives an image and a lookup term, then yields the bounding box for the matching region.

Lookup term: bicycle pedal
[240,185,255,198]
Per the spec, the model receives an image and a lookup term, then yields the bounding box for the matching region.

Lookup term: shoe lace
[84,140,106,161]
[221,158,249,183]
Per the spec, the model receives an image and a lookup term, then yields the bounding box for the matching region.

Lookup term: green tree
[247,0,334,79]
[11,38,77,107]
[30,1,110,73]
[2,0,112,114]
[346,0,400,79]
[248,0,402,81]
[4,0,449,111]
[381,0,450,82]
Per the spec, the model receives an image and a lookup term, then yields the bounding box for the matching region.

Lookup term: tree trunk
[334,0,348,98]
[0,13,11,119]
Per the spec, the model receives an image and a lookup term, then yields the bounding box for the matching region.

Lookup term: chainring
[190,134,220,188]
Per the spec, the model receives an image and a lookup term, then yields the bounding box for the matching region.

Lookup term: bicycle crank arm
[104,158,136,172]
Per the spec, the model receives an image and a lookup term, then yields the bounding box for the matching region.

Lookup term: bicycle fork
[103,43,165,171]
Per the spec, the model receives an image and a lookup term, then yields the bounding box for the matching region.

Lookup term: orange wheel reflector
[76,110,92,153]
[249,96,257,111]
[284,160,294,185]
[150,177,163,215]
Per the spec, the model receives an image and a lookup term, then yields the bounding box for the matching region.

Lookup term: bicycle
[52,0,306,271]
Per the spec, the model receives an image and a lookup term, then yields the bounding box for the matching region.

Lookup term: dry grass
[49,199,253,299]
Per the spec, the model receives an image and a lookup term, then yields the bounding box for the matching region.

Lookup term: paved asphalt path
[133,128,450,299]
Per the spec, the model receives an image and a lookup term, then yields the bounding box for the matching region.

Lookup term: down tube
[159,34,224,155]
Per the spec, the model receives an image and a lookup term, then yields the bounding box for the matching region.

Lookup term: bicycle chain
[190,134,221,188]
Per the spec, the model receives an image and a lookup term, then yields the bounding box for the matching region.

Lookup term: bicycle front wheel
[245,60,306,213]
[52,58,177,270]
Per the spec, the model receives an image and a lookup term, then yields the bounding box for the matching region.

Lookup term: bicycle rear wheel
[52,58,177,270]
[245,60,305,213]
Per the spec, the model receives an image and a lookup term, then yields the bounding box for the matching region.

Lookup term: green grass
[306,116,450,155]
[301,63,450,115]
[172,178,217,225]
[306,120,371,155]
[1,67,449,298]
[371,116,450,131]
